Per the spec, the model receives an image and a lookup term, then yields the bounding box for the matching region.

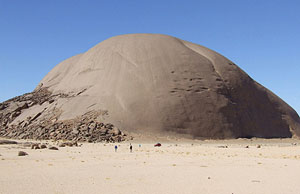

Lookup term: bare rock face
[1,34,300,140]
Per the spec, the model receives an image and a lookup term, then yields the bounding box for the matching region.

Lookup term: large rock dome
[1,34,300,140]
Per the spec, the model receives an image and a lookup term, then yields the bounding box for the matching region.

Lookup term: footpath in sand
[1,138,300,194]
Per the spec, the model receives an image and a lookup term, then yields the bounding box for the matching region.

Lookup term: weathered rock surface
[1,34,300,139]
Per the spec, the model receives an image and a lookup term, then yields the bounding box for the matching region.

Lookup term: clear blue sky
[0,0,299,114]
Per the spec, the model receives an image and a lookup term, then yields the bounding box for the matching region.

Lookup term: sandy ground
[1,138,300,194]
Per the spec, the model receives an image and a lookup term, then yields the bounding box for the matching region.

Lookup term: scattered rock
[0,140,18,145]
[245,145,249,148]
[218,145,228,148]
[31,143,40,149]
[49,146,59,150]
[18,151,28,156]
[40,144,47,149]
[257,145,261,148]
[0,90,128,143]
[59,141,78,147]
[58,143,65,147]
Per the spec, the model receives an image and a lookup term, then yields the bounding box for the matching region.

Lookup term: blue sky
[0,0,299,114]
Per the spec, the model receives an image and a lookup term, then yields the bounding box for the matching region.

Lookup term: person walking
[130,144,133,153]
[114,145,118,152]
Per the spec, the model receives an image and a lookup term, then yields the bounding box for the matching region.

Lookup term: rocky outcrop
[0,88,127,143]
[1,34,300,139]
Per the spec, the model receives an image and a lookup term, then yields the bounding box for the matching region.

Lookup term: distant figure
[114,145,118,152]
[130,144,133,153]
[139,144,141,148]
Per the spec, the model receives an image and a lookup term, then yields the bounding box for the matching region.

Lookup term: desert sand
[1,137,300,194]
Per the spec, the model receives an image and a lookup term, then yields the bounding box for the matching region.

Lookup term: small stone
[72,141,78,147]
[31,143,40,149]
[49,146,59,150]
[18,151,28,156]
[257,145,261,148]
[58,142,65,147]
[40,144,47,149]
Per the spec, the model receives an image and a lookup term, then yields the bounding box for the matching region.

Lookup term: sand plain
[1,138,300,194]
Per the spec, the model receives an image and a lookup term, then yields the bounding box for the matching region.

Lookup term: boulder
[31,143,40,149]
[40,144,47,149]
[49,146,59,150]
[18,151,28,156]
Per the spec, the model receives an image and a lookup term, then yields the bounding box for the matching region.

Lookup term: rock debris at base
[0,88,128,143]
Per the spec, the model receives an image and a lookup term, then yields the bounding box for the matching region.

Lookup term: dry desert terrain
[1,138,300,194]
